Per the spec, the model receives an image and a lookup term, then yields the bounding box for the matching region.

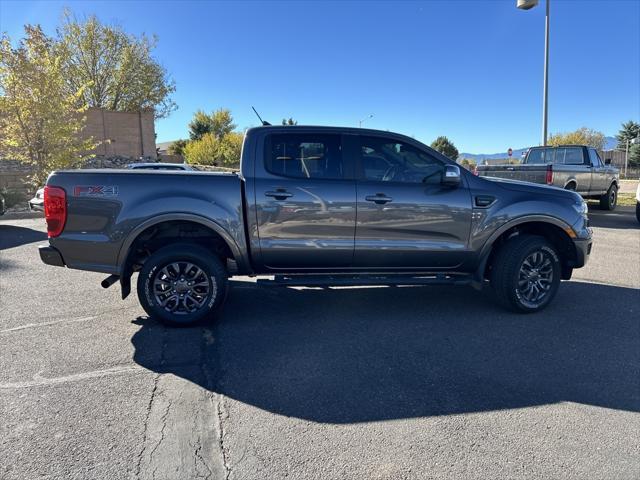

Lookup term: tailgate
[477,164,547,184]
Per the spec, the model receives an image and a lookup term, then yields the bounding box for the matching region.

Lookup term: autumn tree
[0,25,95,186]
[430,136,459,161]
[184,109,242,167]
[168,139,188,156]
[188,109,235,141]
[57,10,176,118]
[548,127,605,150]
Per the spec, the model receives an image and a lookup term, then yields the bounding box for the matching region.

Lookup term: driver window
[588,148,602,167]
[360,136,443,184]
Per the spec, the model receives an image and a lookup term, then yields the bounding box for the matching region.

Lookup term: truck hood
[484,176,582,202]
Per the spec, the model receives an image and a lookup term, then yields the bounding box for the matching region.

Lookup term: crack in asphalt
[149,396,172,480]
[192,433,214,480]
[135,326,167,479]
[200,326,231,480]
[216,396,232,480]
[135,372,160,479]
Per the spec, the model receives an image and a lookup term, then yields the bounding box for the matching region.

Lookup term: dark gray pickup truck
[40,126,592,325]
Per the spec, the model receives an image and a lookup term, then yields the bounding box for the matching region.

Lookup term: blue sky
[1,0,638,152]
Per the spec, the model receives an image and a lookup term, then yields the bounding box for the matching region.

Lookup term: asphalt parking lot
[1,209,639,480]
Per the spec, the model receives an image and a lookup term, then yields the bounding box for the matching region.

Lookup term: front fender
[477,214,575,261]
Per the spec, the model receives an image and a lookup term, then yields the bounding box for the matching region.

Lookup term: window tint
[588,149,602,167]
[554,147,584,165]
[359,136,443,183]
[527,148,555,164]
[266,134,343,179]
[527,147,584,165]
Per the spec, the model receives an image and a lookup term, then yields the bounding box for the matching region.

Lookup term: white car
[636,182,640,223]
[29,187,44,212]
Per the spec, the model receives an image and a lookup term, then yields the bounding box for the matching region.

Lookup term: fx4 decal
[73,185,119,197]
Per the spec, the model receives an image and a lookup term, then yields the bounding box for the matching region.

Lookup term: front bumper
[570,238,592,268]
[29,199,44,212]
[39,245,66,267]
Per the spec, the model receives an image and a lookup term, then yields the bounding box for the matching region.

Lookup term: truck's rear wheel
[599,183,617,210]
[490,235,561,313]
[137,243,228,326]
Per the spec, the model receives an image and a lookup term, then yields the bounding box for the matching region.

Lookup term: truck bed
[45,169,247,274]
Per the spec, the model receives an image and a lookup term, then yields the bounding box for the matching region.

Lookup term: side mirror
[605,158,612,165]
[442,165,461,187]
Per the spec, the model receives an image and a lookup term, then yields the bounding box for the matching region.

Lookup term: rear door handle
[365,194,393,205]
[265,190,293,200]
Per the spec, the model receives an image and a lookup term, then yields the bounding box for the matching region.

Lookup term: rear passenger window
[266,134,343,179]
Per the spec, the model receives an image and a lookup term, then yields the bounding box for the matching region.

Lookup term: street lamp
[359,114,373,128]
[517,0,550,146]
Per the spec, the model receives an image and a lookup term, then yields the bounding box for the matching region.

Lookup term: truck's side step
[257,273,472,288]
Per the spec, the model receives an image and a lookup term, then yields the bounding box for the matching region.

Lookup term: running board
[257,273,472,288]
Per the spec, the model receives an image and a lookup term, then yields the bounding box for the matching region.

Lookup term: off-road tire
[490,235,561,313]
[137,243,228,326]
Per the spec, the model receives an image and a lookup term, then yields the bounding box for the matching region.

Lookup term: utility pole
[517,0,550,146]
[542,0,550,146]
[359,114,373,128]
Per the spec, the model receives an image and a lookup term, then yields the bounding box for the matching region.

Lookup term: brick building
[84,107,156,159]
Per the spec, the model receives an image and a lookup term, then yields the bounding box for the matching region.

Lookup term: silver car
[29,187,44,212]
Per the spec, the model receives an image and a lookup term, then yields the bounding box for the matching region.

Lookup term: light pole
[626,137,640,178]
[517,0,550,146]
[359,114,373,128]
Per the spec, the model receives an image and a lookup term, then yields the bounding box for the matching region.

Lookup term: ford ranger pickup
[39,126,592,325]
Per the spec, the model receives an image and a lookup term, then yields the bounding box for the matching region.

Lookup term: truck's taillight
[545,164,553,185]
[44,186,67,238]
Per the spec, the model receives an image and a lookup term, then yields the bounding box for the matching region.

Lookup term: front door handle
[265,190,293,200]
[365,194,393,205]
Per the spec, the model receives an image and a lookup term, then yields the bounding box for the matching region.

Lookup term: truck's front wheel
[137,243,228,326]
[599,183,617,210]
[490,235,561,313]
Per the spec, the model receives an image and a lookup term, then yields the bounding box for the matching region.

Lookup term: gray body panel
[47,170,249,274]
[477,146,619,196]
[44,126,591,280]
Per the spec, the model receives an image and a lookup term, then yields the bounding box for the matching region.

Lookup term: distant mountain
[603,136,618,150]
[460,136,618,161]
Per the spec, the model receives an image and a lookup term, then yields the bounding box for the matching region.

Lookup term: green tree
[57,10,176,118]
[548,127,605,150]
[615,120,640,150]
[188,108,236,141]
[628,144,640,167]
[282,117,297,125]
[0,25,96,186]
[430,136,459,161]
[168,139,188,156]
[459,158,477,171]
[183,131,242,168]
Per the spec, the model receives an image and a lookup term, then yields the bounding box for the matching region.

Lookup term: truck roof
[529,145,591,149]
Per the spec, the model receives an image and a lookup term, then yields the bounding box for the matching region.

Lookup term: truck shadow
[587,206,638,230]
[0,225,47,251]
[131,280,640,423]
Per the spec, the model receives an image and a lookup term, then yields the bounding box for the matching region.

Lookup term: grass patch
[587,193,636,207]
[617,193,637,206]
